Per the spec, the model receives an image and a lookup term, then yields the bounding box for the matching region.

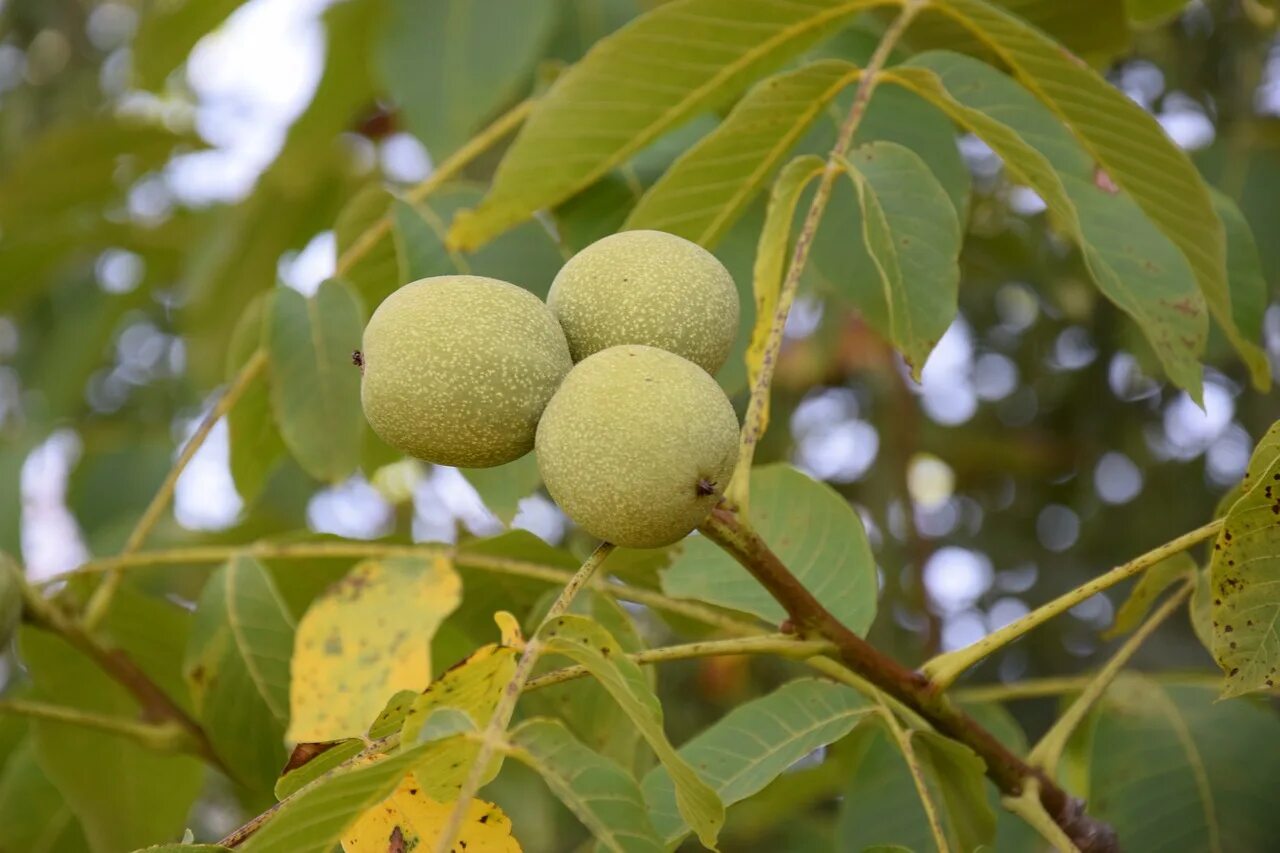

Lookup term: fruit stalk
[698,507,1119,853]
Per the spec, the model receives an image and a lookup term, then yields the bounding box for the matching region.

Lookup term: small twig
[524,634,833,692]
[59,541,756,637]
[954,671,1228,704]
[1029,580,1193,771]
[733,1,923,492]
[83,349,269,630]
[923,520,1221,688]
[0,698,195,752]
[433,543,616,853]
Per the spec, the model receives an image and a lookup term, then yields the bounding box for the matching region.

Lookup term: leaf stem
[733,0,923,492]
[433,542,616,853]
[953,672,1226,704]
[0,698,195,752]
[61,540,754,636]
[83,349,269,630]
[923,520,1221,688]
[1003,780,1082,853]
[698,507,1117,852]
[523,633,832,691]
[336,98,534,275]
[1028,580,1193,771]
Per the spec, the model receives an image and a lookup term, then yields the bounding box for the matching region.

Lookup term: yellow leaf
[493,611,524,649]
[402,642,518,799]
[288,555,462,743]
[341,773,520,853]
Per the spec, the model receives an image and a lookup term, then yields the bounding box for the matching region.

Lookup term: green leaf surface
[0,739,88,852]
[839,140,961,375]
[1104,552,1197,640]
[226,294,286,505]
[266,280,365,483]
[506,718,663,853]
[540,613,724,848]
[132,0,251,89]
[1086,676,1280,852]
[1125,0,1190,26]
[335,184,402,307]
[934,0,1225,384]
[643,678,874,846]
[1209,189,1270,389]
[904,0,1131,63]
[887,52,1207,396]
[449,0,892,249]
[837,717,994,852]
[1210,421,1280,697]
[461,453,543,526]
[625,59,862,246]
[185,557,296,791]
[19,627,203,852]
[379,0,557,158]
[665,464,877,635]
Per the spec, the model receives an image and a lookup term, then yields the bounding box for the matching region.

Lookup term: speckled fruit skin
[547,230,739,374]
[361,275,572,468]
[536,345,740,548]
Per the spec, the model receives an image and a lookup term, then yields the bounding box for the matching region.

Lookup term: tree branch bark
[699,507,1118,853]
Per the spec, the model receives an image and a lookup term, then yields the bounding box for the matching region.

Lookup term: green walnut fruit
[547,229,739,374]
[360,275,572,468]
[536,345,740,548]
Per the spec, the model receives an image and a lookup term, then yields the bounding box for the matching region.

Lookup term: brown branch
[16,571,228,774]
[699,507,1118,853]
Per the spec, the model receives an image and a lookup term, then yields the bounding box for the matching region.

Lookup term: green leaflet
[507,718,663,853]
[378,0,557,159]
[885,52,1208,398]
[838,141,961,376]
[936,0,1225,383]
[539,614,724,849]
[266,280,365,483]
[449,0,894,249]
[643,678,874,846]
[185,557,296,791]
[626,59,862,247]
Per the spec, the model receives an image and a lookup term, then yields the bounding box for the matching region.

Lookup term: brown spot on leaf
[1093,166,1119,193]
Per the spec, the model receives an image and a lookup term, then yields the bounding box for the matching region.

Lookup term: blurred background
[1,0,1279,848]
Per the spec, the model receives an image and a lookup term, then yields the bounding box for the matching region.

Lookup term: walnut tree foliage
[1,1,1279,851]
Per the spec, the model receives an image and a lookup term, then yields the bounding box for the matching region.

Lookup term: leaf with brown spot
[340,773,519,853]
[400,642,518,800]
[288,555,462,743]
[1211,421,1280,698]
